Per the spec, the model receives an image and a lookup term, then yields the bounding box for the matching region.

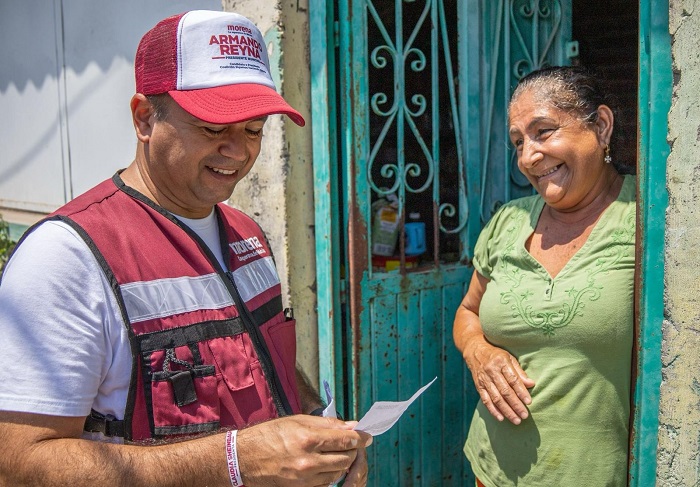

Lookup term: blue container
[405,221,426,256]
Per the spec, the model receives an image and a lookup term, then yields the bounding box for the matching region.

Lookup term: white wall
[0,0,221,215]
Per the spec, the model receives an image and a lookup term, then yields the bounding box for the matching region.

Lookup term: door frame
[309,0,346,406]
[309,0,672,484]
[629,0,670,485]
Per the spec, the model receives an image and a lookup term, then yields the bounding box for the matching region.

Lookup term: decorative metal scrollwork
[480,0,564,223]
[510,0,561,77]
[365,0,468,242]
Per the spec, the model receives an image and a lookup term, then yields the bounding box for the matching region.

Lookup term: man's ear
[131,94,154,143]
[595,104,615,148]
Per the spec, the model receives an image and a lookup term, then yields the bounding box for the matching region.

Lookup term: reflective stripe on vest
[121,257,279,324]
[37,174,301,441]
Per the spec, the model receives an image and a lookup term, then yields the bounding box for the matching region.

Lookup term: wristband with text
[225,430,244,487]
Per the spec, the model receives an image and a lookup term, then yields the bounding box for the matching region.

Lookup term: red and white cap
[135,10,305,126]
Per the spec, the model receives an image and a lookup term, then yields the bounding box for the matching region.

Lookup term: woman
[453,66,635,486]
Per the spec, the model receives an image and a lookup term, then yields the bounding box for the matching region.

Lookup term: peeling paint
[658,1,700,484]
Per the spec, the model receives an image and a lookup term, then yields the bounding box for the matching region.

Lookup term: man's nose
[218,130,248,162]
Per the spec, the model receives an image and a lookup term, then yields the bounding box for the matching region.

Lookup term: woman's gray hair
[509,65,633,174]
[508,65,616,126]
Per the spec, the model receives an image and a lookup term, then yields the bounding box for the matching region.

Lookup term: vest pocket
[205,335,255,392]
[147,345,220,437]
[262,317,301,413]
[136,318,266,437]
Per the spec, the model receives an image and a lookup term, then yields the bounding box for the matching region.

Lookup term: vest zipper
[224,271,291,417]
[112,178,294,432]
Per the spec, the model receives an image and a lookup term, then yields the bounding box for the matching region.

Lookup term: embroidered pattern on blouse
[498,207,634,336]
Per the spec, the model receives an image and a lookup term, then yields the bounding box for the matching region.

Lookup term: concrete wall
[279,0,321,387]
[222,1,319,385]
[657,2,700,485]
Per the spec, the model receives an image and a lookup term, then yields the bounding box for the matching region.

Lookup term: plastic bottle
[404,212,426,256]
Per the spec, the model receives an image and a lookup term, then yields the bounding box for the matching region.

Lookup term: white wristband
[225,430,244,487]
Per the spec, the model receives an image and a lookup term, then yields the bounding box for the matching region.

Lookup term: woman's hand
[465,342,535,424]
[453,271,535,425]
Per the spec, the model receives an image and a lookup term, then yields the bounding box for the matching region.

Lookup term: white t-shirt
[0,211,224,423]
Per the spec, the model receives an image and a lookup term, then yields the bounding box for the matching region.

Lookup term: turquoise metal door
[311,0,572,484]
[339,1,475,484]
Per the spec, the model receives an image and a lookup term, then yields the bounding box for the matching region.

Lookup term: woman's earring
[604,145,612,164]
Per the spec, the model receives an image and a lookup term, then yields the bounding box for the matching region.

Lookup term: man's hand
[0,411,372,487]
[339,423,369,487]
[237,415,372,487]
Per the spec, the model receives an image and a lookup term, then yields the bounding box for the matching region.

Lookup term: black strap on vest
[84,409,125,438]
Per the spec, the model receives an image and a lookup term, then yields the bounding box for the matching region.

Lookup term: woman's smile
[535,164,562,180]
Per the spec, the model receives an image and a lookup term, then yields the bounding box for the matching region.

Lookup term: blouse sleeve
[472,213,499,280]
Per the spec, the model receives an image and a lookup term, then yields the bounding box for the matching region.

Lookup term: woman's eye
[246,128,264,137]
[538,128,554,137]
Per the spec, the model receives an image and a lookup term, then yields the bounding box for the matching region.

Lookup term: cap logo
[136,11,305,126]
[227,24,252,34]
[209,34,262,61]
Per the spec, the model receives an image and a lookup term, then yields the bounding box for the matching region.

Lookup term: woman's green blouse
[465,175,636,487]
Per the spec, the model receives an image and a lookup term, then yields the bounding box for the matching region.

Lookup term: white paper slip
[321,381,343,487]
[353,376,437,436]
[321,380,337,419]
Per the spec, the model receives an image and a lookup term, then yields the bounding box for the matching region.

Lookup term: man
[0,10,370,486]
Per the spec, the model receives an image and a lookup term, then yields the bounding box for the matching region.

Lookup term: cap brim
[168,83,305,126]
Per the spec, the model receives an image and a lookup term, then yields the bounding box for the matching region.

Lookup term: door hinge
[565,40,580,60]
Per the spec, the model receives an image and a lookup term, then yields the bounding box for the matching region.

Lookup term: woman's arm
[453,271,535,425]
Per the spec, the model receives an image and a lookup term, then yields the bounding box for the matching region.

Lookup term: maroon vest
[44,174,301,441]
